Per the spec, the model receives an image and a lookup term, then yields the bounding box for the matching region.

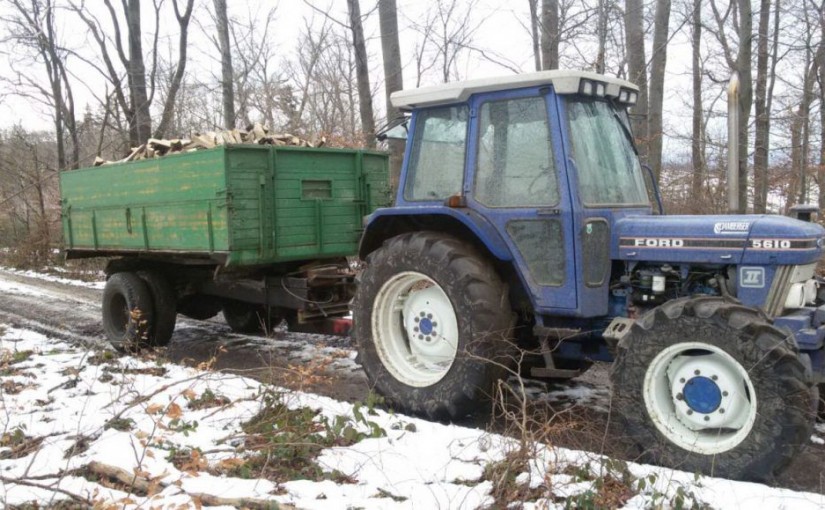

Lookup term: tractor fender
[359,206,514,262]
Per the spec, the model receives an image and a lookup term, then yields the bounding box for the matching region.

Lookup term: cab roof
[390,70,639,111]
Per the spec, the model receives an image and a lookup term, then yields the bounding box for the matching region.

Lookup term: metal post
[727,73,740,214]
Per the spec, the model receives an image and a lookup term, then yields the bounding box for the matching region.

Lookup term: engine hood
[613,214,825,265]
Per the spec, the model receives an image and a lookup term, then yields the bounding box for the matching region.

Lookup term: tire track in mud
[0,268,371,402]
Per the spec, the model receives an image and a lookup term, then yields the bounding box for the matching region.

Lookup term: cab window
[474,96,558,207]
[404,105,468,201]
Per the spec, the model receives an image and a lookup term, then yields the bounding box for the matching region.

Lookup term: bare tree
[70,0,195,145]
[2,0,79,170]
[690,0,704,211]
[214,0,236,129]
[409,0,481,85]
[752,0,772,213]
[540,0,560,69]
[379,0,404,121]
[346,0,376,147]
[709,0,752,212]
[625,0,649,160]
[647,0,671,181]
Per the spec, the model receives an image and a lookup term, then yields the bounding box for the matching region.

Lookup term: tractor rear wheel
[354,232,515,420]
[611,296,813,481]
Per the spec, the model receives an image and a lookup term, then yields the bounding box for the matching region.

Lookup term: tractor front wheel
[611,297,813,481]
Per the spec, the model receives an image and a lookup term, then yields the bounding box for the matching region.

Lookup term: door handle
[536,208,560,216]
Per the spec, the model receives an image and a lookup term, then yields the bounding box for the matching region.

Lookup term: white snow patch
[1,323,825,509]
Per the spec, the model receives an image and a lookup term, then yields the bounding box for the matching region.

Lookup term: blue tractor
[354,70,825,481]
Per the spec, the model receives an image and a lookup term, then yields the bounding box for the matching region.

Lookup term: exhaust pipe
[727,73,740,214]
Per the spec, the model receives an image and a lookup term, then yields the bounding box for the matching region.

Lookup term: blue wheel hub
[682,376,722,414]
[419,317,434,335]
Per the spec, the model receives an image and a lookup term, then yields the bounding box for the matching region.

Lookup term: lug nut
[427,313,433,319]
[719,408,725,414]
[433,322,438,327]
[414,317,420,323]
[679,378,685,383]
[676,393,684,400]
[704,416,710,422]
[722,391,729,397]
[418,334,424,340]
[426,336,432,342]
[711,375,718,381]
[687,410,694,415]
[414,327,419,332]
[694,369,700,375]
[420,312,425,317]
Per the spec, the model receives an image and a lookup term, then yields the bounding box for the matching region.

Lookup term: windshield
[566,98,649,207]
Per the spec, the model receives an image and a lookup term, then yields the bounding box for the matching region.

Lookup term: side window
[475,96,558,207]
[404,105,468,201]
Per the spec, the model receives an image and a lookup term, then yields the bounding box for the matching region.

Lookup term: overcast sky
[0,0,718,161]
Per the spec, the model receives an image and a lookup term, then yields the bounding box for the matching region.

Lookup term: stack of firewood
[94,123,327,166]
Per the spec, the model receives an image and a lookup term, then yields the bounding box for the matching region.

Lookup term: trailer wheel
[354,232,514,420]
[137,270,177,346]
[222,301,265,333]
[102,272,155,351]
[611,296,813,481]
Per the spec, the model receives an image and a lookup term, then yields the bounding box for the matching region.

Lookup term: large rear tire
[354,232,514,420]
[137,270,177,346]
[102,272,155,351]
[611,297,813,481]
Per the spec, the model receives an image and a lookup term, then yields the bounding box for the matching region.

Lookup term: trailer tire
[102,272,155,351]
[222,301,265,333]
[354,232,515,420]
[137,270,177,346]
[611,296,813,481]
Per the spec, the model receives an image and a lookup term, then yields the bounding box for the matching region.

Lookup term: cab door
[465,87,578,313]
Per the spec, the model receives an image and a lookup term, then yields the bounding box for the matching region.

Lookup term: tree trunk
[647,0,671,182]
[735,0,753,213]
[379,0,403,122]
[347,0,376,148]
[595,0,607,73]
[819,8,825,211]
[752,0,771,213]
[690,0,704,212]
[214,0,235,129]
[624,0,649,162]
[126,0,152,144]
[540,0,559,70]
[529,0,541,70]
[378,0,404,195]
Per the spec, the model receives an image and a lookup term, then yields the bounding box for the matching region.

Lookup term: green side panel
[61,149,230,253]
[61,145,390,267]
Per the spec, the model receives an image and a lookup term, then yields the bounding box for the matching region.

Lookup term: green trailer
[60,144,391,347]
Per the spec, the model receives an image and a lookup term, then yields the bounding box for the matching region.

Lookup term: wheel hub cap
[643,341,758,455]
[371,272,459,387]
[682,376,722,414]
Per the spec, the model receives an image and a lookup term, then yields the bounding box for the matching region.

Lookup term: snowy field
[2,326,825,509]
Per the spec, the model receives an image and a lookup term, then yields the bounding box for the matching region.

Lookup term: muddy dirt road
[1,267,824,493]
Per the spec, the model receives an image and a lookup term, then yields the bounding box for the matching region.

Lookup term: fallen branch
[86,461,294,509]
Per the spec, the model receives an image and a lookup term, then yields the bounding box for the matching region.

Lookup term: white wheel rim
[643,342,758,455]
[371,271,459,387]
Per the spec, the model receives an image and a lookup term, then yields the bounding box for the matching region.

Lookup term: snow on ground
[0,265,105,290]
[1,326,825,509]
